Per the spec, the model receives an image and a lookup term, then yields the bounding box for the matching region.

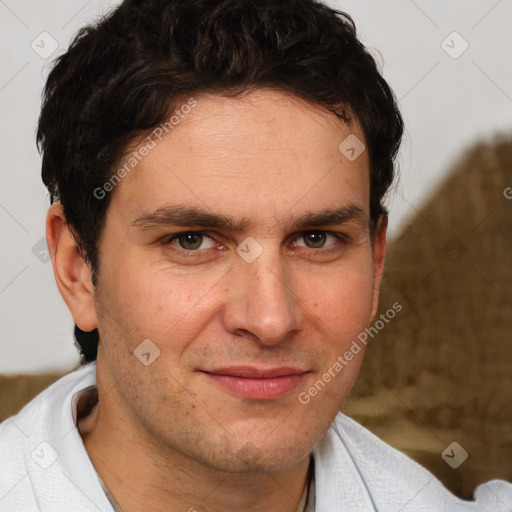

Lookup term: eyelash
[161,230,349,258]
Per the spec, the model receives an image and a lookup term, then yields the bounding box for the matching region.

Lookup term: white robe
[0,362,509,511]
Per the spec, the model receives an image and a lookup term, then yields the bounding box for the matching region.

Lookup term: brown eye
[302,231,327,248]
[293,231,344,250]
[165,231,216,252]
[176,233,203,250]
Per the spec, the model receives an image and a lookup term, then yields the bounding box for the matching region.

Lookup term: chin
[198,435,311,475]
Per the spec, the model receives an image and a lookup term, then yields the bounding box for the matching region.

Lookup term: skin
[46,88,387,512]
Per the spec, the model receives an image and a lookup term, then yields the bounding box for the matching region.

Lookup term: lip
[200,366,309,400]
[204,366,308,378]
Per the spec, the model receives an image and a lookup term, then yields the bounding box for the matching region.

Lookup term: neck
[79,380,312,512]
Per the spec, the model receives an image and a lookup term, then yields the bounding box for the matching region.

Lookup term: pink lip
[200,366,309,400]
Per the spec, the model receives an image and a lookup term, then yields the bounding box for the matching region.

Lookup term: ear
[46,204,98,332]
[369,214,387,320]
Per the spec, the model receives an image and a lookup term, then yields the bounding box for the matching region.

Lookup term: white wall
[1,0,510,373]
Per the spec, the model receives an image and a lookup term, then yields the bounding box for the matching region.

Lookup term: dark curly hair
[37,0,404,363]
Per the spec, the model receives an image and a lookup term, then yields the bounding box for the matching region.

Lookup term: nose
[222,244,302,346]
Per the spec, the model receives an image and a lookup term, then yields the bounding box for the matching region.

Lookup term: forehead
[110,89,370,229]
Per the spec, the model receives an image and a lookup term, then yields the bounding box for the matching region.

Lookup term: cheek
[96,254,222,348]
[305,260,375,340]
[300,264,374,405]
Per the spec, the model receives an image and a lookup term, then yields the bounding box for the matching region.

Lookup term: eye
[161,229,347,259]
[292,231,345,250]
[165,231,217,251]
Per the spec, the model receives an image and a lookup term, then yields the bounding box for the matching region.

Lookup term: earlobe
[46,204,98,332]
[370,215,388,320]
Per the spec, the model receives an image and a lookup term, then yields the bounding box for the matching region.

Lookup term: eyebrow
[131,204,368,231]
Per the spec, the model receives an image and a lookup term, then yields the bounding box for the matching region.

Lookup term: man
[0,0,510,510]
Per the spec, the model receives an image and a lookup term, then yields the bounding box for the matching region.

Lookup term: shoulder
[0,363,100,511]
[316,412,512,511]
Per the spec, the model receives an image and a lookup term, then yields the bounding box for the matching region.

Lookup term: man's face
[91,89,385,473]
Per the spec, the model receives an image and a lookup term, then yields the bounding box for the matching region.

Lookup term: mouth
[199,366,309,400]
